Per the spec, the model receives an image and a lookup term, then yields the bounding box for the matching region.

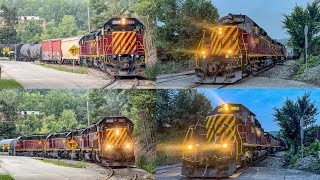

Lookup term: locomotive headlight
[218,27,222,31]
[121,18,126,24]
[201,51,206,55]
[228,50,232,54]
[126,144,131,149]
[224,104,229,111]
[113,55,117,58]
[219,31,222,35]
[135,55,140,58]
[222,143,228,149]
[187,145,193,150]
[107,145,112,149]
[225,54,229,58]
[116,130,120,136]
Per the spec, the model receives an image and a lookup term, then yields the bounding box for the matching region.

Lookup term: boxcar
[42,39,62,63]
[61,36,82,64]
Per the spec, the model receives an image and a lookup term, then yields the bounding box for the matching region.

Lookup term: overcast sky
[211,0,314,39]
[199,89,320,132]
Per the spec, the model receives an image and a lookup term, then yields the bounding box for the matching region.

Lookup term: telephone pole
[87,7,91,33]
[87,101,90,127]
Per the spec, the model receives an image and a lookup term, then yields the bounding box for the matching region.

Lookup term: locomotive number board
[217,105,241,112]
[112,20,135,25]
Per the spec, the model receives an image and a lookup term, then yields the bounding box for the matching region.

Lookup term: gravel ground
[295,156,320,172]
[36,158,155,180]
[252,151,288,169]
[300,65,320,85]
[258,61,297,79]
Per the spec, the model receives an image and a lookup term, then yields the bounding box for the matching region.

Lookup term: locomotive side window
[105,25,111,35]
[137,25,142,34]
[237,23,244,30]
[246,23,251,33]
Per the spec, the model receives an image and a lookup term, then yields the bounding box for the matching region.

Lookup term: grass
[38,64,89,74]
[0,174,14,180]
[137,155,156,174]
[0,79,23,88]
[294,55,320,79]
[33,158,86,168]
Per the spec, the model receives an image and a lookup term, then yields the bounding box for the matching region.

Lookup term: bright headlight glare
[223,143,228,148]
[201,51,206,55]
[126,144,131,148]
[228,50,232,54]
[225,54,229,58]
[187,145,193,150]
[224,104,229,111]
[116,130,120,135]
[107,145,111,149]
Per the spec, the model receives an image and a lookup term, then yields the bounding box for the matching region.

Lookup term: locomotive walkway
[0,156,103,180]
[0,61,113,89]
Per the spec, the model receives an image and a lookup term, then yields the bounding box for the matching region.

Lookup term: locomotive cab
[97,116,135,166]
[103,18,146,77]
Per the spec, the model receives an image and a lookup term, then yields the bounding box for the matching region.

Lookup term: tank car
[79,17,146,77]
[0,139,16,155]
[181,103,270,178]
[29,44,42,61]
[195,14,286,84]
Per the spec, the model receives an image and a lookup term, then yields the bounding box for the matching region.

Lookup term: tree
[283,0,320,59]
[0,91,20,138]
[0,4,18,44]
[57,15,78,38]
[157,0,219,61]
[17,19,43,44]
[273,93,318,155]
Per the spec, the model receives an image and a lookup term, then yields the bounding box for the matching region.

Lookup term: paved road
[0,61,113,89]
[0,156,103,180]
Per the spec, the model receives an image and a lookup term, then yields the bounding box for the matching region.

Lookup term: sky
[211,0,314,39]
[199,89,320,132]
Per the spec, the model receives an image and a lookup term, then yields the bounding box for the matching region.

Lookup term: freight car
[181,103,286,178]
[195,14,287,84]
[1,116,135,167]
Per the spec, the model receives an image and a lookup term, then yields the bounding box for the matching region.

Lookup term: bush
[290,140,320,167]
[137,155,156,174]
[295,55,320,78]
[157,60,195,75]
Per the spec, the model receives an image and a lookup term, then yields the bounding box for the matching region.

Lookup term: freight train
[181,103,287,178]
[0,17,146,77]
[0,116,135,167]
[195,14,298,84]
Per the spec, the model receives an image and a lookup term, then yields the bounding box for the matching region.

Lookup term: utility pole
[87,7,91,33]
[300,117,304,158]
[87,101,90,127]
[304,25,308,70]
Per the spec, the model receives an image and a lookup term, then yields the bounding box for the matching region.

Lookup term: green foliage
[0,4,18,44]
[273,93,318,155]
[283,0,320,57]
[17,20,43,44]
[289,140,320,167]
[156,60,194,75]
[157,90,212,136]
[295,55,320,79]
[33,158,86,168]
[0,80,23,88]
[137,155,156,174]
[38,64,89,74]
[0,174,14,180]
[157,0,219,61]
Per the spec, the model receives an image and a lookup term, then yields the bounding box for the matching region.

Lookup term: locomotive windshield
[112,25,135,32]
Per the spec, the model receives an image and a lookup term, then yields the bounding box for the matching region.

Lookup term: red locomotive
[195,14,286,83]
[182,103,286,178]
[40,17,146,77]
[12,116,135,167]
[79,17,146,77]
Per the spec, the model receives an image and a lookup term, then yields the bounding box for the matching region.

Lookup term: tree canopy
[273,93,318,155]
[157,0,219,61]
[283,0,320,57]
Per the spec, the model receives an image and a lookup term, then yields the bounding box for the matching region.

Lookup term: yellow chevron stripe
[206,116,216,139]
[219,40,232,54]
[230,40,239,54]
[114,129,127,146]
[108,130,116,144]
[219,117,235,140]
[212,35,220,54]
[110,130,122,145]
[112,33,121,44]
[115,32,132,54]
[207,115,225,143]
[225,130,236,142]
[125,35,137,54]
[121,32,136,53]
[206,116,213,129]
[216,115,233,135]
[119,132,128,147]
[106,130,113,138]
[222,26,236,45]
[113,32,126,54]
